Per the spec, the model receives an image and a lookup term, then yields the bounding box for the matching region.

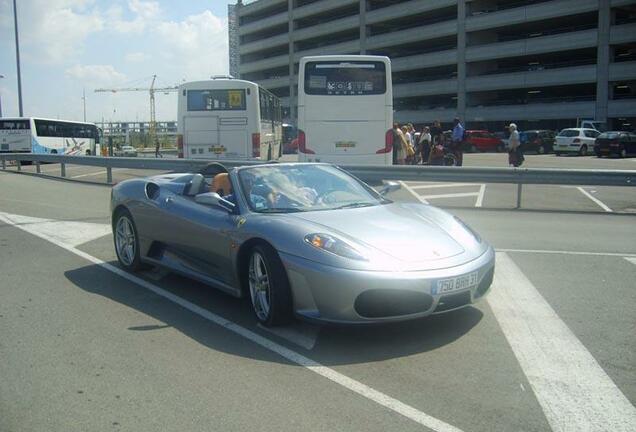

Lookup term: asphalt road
[1,170,635,432]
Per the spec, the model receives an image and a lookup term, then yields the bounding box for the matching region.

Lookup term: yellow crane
[94,75,179,147]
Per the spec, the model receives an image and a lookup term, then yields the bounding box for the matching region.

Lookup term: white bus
[0,117,100,155]
[297,55,393,165]
[177,78,282,160]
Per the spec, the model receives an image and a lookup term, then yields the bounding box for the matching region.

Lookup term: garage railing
[1,153,634,209]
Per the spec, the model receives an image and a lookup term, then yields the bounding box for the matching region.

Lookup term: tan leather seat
[211,173,232,196]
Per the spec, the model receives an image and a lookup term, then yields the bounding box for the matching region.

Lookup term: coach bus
[297,55,393,165]
[177,78,282,160]
[0,117,100,155]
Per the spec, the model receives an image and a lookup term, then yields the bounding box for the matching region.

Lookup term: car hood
[288,203,471,264]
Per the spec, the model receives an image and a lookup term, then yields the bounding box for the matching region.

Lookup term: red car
[464,130,505,152]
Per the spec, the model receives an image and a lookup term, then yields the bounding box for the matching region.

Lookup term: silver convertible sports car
[111,162,495,326]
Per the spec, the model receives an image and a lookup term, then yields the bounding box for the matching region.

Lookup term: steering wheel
[316,189,340,205]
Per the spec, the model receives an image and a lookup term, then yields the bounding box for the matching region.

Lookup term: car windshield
[238,164,387,213]
[558,129,579,137]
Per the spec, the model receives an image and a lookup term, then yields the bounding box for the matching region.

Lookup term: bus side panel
[183,116,219,159]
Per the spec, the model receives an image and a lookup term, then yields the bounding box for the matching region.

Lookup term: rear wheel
[579,145,588,156]
[248,244,292,326]
[113,209,144,272]
[555,152,561,156]
[538,145,545,154]
[620,147,627,158]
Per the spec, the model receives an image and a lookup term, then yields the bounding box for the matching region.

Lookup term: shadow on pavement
[64,262,483,366]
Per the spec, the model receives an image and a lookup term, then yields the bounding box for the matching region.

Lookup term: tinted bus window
[0,120,30,130]
[187,89,247,111]
[304,61,387,96]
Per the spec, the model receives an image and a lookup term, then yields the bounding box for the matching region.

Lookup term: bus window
[187,89,246,111]
[304,61,387,96]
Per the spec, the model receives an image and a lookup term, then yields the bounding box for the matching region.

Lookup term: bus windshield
[304,61,387,96]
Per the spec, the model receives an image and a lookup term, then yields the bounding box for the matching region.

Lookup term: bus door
[184,116,219,158]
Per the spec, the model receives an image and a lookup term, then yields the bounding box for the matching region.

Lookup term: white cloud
[125,52,149,63]
[65,64,127,87]
[19,0,103,64]
[106,0,161,34]
[157,10,229,80]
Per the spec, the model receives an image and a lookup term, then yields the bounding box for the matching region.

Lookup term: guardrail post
[36,161,41,173]
[61,162,66,178]
[17,160,21,171]
[106,167,113,184]
[516,183,523,209]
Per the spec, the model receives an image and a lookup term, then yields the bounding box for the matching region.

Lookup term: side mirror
[378,180,401,196]
[195,192,235,212]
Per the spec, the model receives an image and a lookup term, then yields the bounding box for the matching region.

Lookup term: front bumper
[280,246,495,324]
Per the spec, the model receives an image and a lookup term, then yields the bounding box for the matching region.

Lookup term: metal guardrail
[1,153,634,209]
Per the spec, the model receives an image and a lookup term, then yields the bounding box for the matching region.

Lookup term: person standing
[392,123,407,165]
[451,117,465,166]
[508,123,523,167]
[154,139,162,158]
[418,126,431,164]
[402,125,415,164]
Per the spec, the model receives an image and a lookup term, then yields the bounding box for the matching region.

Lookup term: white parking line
[576,187,613,212]
[475,184,486,208]
[399,181,429,204]
[0,210,464,432]
[408,183,478,190]
[488,252,636,432]
[496,248,636,258]
[624,257,636,266]
[419,192,478,200]
[71,170,108,179]
[257,322,320,350]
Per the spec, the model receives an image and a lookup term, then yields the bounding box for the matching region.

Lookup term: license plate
[433,271,479,295]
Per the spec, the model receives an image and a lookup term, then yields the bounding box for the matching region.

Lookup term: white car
[115,146,137,157]
[554,128,600,156]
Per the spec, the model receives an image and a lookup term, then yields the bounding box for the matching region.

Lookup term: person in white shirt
[508,123,523,167]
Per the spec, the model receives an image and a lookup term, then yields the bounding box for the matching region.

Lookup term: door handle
[165,196,173,204]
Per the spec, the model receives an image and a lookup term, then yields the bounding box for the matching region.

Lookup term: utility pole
[82,88,86,122]
[12,0,23,116]
[0,74,4,118]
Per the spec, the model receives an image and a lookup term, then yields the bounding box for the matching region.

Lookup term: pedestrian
[429,132,446,166]
[430,120,443,147]
[418,126,431,164]
[392,123,407,165]
[154,139,162,158]
[451,117,465,166]
[402,125,415,164]
[508,123,523,167]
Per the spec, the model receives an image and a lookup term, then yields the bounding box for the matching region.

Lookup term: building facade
[235,0,636,131]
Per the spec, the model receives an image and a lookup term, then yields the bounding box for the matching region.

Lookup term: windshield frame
[236,163,391,214]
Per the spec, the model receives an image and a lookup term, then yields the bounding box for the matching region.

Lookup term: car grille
[354,289,433,318]
[434,291,471,313]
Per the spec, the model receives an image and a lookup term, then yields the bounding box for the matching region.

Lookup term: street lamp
[0,74,4,117]
[13,0,24,116]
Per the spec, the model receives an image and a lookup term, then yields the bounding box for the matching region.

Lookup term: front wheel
[555,152,561,157]
[538,145,545,154]
[620,147,627,158]
[248,245,292,326]
[113,209,144,271]
[579,145,588,156]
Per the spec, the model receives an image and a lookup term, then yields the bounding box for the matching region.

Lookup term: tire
[579,145,588,156]
[555,152,561,157]
[247,244,292,326]
[470,145,478,153]
[538,145,545,155]
[113,209,145,272]
[266,147,272,161]
[620,147,627,158]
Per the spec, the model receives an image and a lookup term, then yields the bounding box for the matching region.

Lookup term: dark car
[464,130,505,152]
[519,130,556,154]
[594,131,636,158]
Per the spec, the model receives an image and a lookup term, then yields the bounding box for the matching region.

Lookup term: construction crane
[95,75,179,146]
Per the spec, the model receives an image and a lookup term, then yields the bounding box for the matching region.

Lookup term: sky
[0,0,240,123]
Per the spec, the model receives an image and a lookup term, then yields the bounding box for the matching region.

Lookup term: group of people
[392,118,466,166]
[392,118,524,168]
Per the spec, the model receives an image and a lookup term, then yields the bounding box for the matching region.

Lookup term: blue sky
[0,0,240,122]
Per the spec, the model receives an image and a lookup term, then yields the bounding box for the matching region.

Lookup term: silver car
[111,163,494,326]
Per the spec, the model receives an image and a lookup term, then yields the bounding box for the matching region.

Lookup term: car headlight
[454,216,482,243]
[304,233,368,261]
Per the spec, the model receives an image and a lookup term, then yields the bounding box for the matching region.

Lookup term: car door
[159,192,237,286]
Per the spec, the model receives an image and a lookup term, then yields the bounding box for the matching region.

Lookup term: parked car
[519,130,556,154]
[111,162,494,326]
[553,128,600,156]
[114,145,138,157]
[594,131,636,158]
[464,130,505,152]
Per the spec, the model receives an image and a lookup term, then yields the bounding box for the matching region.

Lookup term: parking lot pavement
[1,173,635,431]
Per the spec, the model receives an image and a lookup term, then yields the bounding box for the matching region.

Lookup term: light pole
[82,88,86,122]
[0,74,4,117]
[13,0,24,116]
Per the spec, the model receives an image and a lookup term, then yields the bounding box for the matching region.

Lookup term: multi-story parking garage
[233,0,636,131]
